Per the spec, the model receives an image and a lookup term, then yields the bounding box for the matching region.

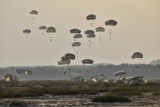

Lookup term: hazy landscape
[1,0,160,106]
[0,63,160,81]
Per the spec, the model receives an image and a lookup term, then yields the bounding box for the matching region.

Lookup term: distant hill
[0,64,160,81]
[150,59,160,65]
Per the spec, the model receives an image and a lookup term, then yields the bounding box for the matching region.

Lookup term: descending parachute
[73,34,82,41]
[46,26,56,41]
[96,27,105,32]
[86,14,96,27]
[84,30,95,35]
[64,53,76,60]
[82,59,94,76]
[16,69,32,75]
[82,59,94,64]
[58,59,71,65]
[72,42,81,58]
[95,27,105,43]
[30,10,38,24]
[85,30,95,48]
[131,52,143,59]
[23,29,31,40]
[72,42,81,47]
[87,34,96,38]
[105,20,117,26]
[39,25,47,35]
[105,20,117,36]
[70,29,81,34]
[58,54,73,81]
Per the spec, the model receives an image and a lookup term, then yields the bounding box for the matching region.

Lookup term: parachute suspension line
[90,23,93,27]
[99,35,102,43]
[88,39,91,48]
[109,30,112,40]
[32,17,35,24]
[42,32,44,35]
[50,36,52,41]
[69,67,71,82]
[25,35,28,40]
[76,50,78,58]
[109,30,112,35]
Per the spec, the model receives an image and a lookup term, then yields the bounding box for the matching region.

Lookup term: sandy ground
[0,94,160,107]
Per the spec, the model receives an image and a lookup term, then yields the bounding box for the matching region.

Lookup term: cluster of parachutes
[22,10,56,41]
[70,14,118,48]
[113,71,148,85]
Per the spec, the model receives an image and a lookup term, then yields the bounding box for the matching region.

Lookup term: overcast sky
[0,0,160,67]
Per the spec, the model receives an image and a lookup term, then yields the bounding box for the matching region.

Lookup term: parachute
[64,53,76,60]
[46,26,56,41]
[85,30,95,48]
[72,42,81,58]
[39,25,47,35]
[86,14,96,27]
[95,27,105,43]
[114,71,126,77]
[30,10,38,24]
[82,59,94,64]
[70,29,81,34]
[58,59,71,65]
[23,29,31,40]
[16,69,32,75]
[105,20,118,39]
[2,74,18,82]
[131,52,143,59]
[73,34,82,41]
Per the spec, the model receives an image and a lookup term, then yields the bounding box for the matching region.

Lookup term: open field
[0,80,160,106]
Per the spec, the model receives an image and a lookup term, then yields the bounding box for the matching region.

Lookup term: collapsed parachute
[16,69,32,75]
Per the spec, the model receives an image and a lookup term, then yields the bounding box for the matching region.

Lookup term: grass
[0,80,160,98]
[91,95,131,103]
[152,92,160,96]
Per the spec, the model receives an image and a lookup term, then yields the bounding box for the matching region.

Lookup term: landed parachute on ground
[86,14,96,27]
[46,26,56,41]
[16,69,32,75]
[114,71,126,77]
[131,52,143,59]
[2,74,18,82]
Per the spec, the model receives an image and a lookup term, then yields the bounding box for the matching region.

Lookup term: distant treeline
[0,64,160,80]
